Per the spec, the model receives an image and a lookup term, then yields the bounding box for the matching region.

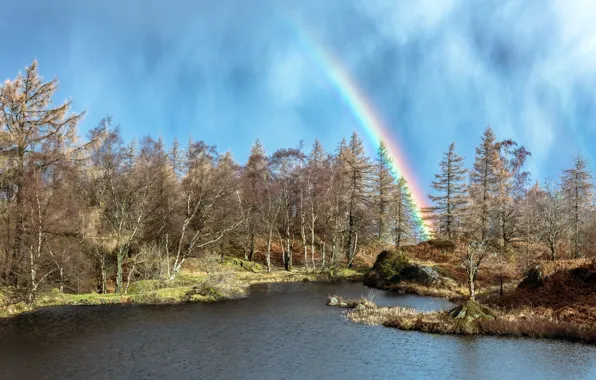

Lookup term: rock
[327,296,339,306]
[340,302,348,307]
[400,264,440,286]
[354,303,365,311]
[518,266,544,289]
[570,267,596,285]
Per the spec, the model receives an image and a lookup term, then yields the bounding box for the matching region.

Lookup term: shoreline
[327,295,596,344]
[0,267,364,319]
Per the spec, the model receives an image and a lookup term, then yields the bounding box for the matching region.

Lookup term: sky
[1,0,595,203]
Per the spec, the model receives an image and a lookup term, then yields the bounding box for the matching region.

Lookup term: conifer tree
[562,155,594,258]
[392,177,416,247]
[373,141,394,241]
[427,142,467,240]
[240,140,268,261]
[469,127,500,242]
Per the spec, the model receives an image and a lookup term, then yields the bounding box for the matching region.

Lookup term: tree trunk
[248,231,255,262]
[99,251,107,294]
[116,250,124,293]
[468,275,475,301]
[266,230,272,272]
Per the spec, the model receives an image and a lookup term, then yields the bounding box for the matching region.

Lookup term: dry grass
[328,296,596,343]
[384,281,464,300]
[489,259,596,326]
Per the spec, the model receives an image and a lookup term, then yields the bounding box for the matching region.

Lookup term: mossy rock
[127,280,166,293]
[364,250,409,287]
[449,300,495,320]
[224,257,263,272]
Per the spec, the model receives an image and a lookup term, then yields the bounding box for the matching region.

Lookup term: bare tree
[537,179,566,261]
[562,155,594,258]
[463,241,488,301]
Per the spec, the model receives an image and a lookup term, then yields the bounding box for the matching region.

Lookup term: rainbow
[288,15,432,239]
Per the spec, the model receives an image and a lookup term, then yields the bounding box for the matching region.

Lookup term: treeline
[0,61,424,301]
[425,128,596,263]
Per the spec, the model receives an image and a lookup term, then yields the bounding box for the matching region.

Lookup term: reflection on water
[1,282,595,380]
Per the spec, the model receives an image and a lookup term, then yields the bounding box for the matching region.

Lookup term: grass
[327,295,596,343]
[0,262,364,318]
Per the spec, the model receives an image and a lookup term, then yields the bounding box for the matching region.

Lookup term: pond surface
[1,282,595,380]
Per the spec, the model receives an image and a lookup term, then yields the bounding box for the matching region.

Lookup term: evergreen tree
[240,140,269,261]
[373,141,395,241]
[392,177,416,247]
[562,155,594,258]
[427,142,467,240]
[469,127,500,242]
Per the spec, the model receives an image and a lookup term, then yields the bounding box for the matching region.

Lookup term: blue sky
[1,0,595,197]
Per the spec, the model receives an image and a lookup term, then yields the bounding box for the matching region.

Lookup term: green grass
[1,263,364,318]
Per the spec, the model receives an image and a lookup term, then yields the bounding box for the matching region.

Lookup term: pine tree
[427,142,467,240]
[469,127,500,242]
[240,140,268,261]
[373,141,395,241]
[392,177,416,247]
[562,155,594,258]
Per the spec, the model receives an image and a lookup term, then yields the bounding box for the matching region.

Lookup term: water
[1,282,595,380]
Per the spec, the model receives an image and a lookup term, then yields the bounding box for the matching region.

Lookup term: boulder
[518,266,544,289]
[354,303,365,311]
[400,264,440,286]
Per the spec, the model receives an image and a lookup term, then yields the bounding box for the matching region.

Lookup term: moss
[127,279,166,293]
[375,250,409,279]
[224,257,263,272]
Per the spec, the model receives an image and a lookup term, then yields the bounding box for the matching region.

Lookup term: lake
[1,282,595,380]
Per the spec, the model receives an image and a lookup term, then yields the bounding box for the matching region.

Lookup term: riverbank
[353,243,596,344]
[327,295,596,343]
[0,262,364,318]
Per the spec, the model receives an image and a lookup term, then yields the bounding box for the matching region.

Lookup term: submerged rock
[327,296,339,306]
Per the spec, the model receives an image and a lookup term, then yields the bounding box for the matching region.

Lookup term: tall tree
[270,148,305,271]
[0,60,84,296]
[169,141,242,279]
[240,140,268,262]
[494,140,531,252]
[427,142,467,240]
[391,177,416,247]
[373,141,394,241]
[537,179,566,261]
[468,127,500,242]
[341,132,371,267]
[562,155,594,258]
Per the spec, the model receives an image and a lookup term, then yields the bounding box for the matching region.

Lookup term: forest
[0,61,595,312]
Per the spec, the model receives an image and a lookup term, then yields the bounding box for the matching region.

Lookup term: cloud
[2,0,594,188]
